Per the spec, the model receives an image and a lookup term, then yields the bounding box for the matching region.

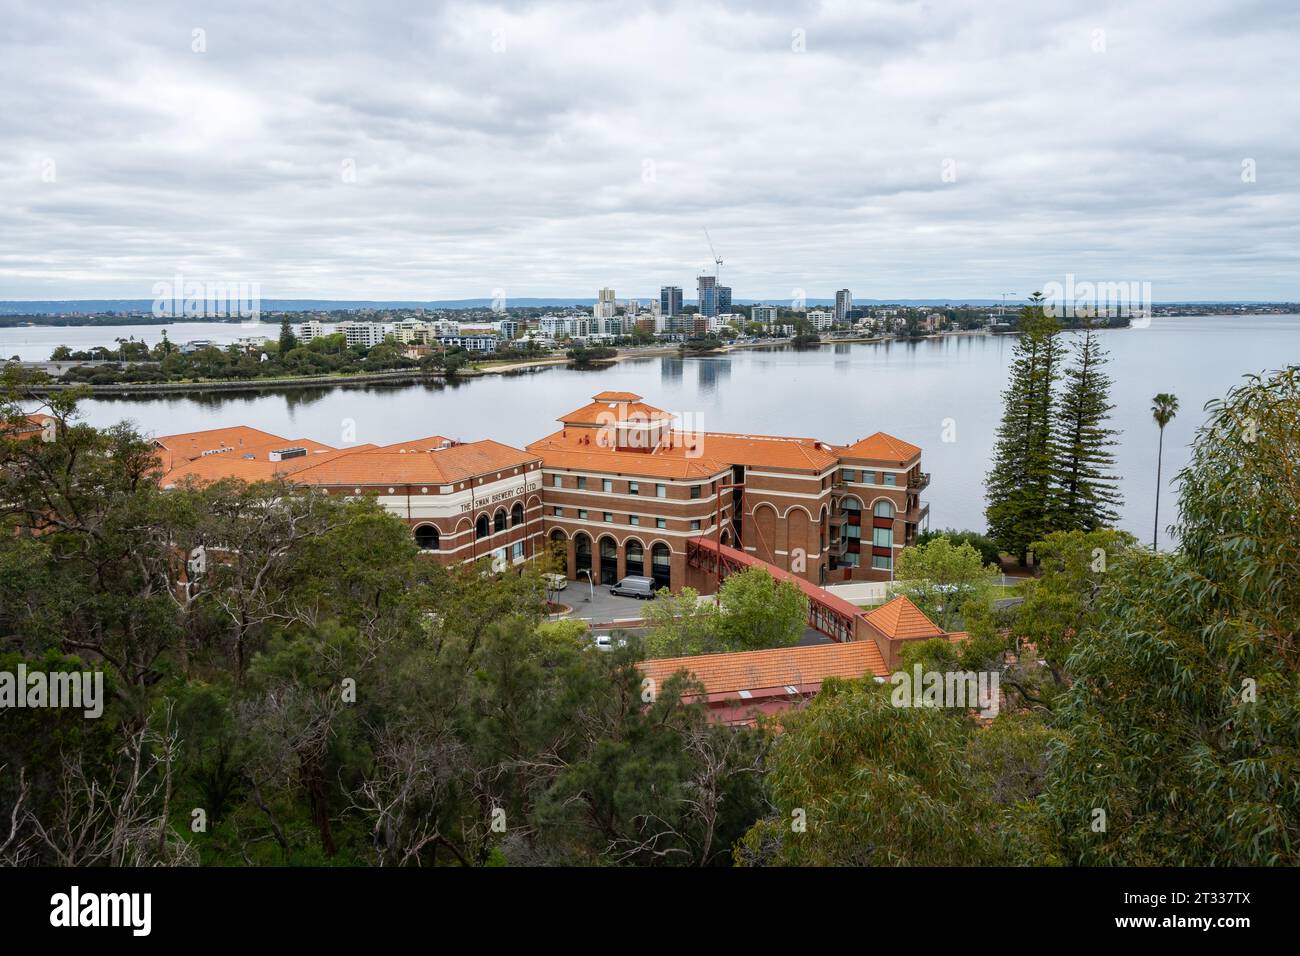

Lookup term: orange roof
[640,640,888,696]
[154,426,288,464]
[372,435,454,452]
[863,595,945,640]
[591,391,643,402]
[527,432,729,479]
[290,439,538,486]
[686,431,839,471]
[838,431,922,465]
[559,400,674,426]
[161,444,372,487]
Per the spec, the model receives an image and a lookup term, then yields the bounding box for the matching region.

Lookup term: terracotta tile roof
[373,435,454,452]
[640,640,888,696]
[161,445,371,487]
[291,439,538,486]
[591,391,643,402]
[527,432,729,479]
[686,431,840,471]
[559,400,674,426]
[863,595,946,640]
[154,426,288,463]
[838,431,922,465]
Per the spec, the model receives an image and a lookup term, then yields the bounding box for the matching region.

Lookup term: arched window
[414,524,439,551]
[599,536,618,585]
[494,509,507,532]
[574,533,592,576]
[651,543,672,590]
[549,530,569,575]
[511,502,524,527]
[873,500,895,519]
[842,496,861,513]
[625,539,644,576]
[476,515,490,539]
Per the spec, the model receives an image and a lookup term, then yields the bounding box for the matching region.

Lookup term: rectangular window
[629,515,640,526]
[577,477,587,490]
[843,468,856,483]
[656,518,667,529]
[552,474,562,488]
[603,512,613,523]
[872,554,893,571]
[511,542,523,560]
[690,520,701,531]
[845,525,861,540]
[602,478,612,493]
[873,527,893,548]
[553,507,564,517]
[690,485,702,499]
[629,481,640,495]
[883,473,896,486]
[656,483,666,498]
[577,509,588,520]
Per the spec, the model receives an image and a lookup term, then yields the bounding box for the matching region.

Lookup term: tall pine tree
[1051,322,1122,530]
[985,292,1063,564]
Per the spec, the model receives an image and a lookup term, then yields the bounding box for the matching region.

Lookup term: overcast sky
[1,0,1297,302]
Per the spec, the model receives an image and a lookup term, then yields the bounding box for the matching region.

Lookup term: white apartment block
[337,321,390,349]
[297,320,327,342]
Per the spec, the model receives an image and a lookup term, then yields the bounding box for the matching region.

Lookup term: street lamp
[578,568,594,603]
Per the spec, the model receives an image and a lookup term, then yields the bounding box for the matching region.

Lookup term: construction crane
[704,228,723,284]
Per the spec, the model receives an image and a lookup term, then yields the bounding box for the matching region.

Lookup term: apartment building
[527,391,927,588]
[153,390,927,588]
[336,320,389,349]
[156,427,545,570]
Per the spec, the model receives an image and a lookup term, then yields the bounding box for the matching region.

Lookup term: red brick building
[154,389,928,588]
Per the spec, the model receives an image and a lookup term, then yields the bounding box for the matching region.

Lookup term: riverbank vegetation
[1,365,1296,867]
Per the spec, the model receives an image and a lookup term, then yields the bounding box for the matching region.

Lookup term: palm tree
[1151,393,1179,550]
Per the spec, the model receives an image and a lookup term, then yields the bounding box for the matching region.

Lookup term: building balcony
[904,500,930,525]
[908,471,931,491]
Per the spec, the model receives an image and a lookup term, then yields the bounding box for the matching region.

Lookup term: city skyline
[1,0,1298,301]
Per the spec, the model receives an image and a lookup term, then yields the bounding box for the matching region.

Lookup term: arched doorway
[549,530,568,575]
[625,539,644,577]
[414,524,439,551]
[650,542,671,590]
[574,533,592,579]
[598,536,618,585]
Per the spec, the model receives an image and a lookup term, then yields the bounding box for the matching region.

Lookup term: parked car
[609,575,656,599]
[542,572,568,591]
[591,634,628,652]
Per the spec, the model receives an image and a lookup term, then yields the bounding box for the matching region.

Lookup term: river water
[15,315,1298,549]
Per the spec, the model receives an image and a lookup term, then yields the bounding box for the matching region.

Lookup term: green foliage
[1051,324,1122,530]
[1037,366,1300,865]
[985,294,1064,561]
[641,568,807,658]
[916,527,1002,566]
[891,536,996,631]
[738,678,1057,866]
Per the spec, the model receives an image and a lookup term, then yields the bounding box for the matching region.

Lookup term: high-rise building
[697,276,731,317]
[595,287,617,320]
[835,289,853,323]
[659,285,682,317]
[751,305,778,325]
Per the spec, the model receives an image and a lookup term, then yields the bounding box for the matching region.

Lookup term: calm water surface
[33,315,1300,550]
